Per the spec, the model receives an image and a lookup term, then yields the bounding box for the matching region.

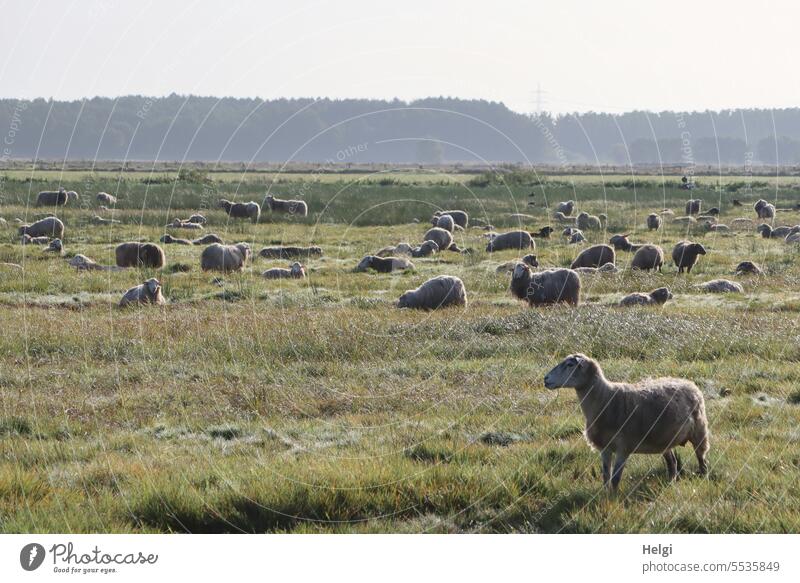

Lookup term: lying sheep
[699,279,743,293]
[630,244,665,271]
[543,354,709,489]
[91,215,121,225]
[685,199,702,215]
[96,192,117,205]
[785,231,800,244]
[410,240,439,258]
[672,241,706,273]
[397,275,466,310]
[65,190,79,202]
[552,211,577,225]
[531,226,554,239]
[485,230,535,252]
[377,242,413,257]
[186,214,207,225]
[609,234,643,252]
[555,200,575,215]
[496,254,539,273]
[705,223,729,233]
[570,244,615,269]
[757,224,792,238]
[660,208,676,218]
[734,261,763,276]
[432,214,456,232]
[115,242,166,269]
[19,216,65,239]
[707,207,720,216]
[218,199,261,222]
[573,262,619,275]
[619,287,673,306]
[672,216,697,226]
[201,243,251,272]
[192,234,224,245]
[160,234,192,245]
[423,227,457,252]
[264,194,308,217]
[262,262,306,279]
[355,255,415,273]
[168,218,203,230]
[44,239,63,254]
[68,254,124,271]
[21,234,49,245]
[754,199,775,219]
[567,230,586,244]
[576,211,602,230]
[36,189,68,207]
[119,278,166,307]
[432,210,468,229]
[510,264,580,306]
[731,218,754,231]
[646,213,662,230]
[258,246,323,259]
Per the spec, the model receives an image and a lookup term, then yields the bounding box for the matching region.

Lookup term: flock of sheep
[7,187,796,490]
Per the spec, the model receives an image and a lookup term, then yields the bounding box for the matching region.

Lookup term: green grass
[1,173,800,533]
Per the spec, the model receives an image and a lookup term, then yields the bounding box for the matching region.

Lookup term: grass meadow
[1,170,799,533]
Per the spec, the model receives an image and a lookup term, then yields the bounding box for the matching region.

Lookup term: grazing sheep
[555,200,575,215]
[672,241,706,273]
[262,262,306,279]
[115,242,166,269]
[410,240,439,258]
[685,199,702,215]
[757,224,792,239]
[485,230,535,252]
[609,234,643,252]
[630,244,665,271]
[377,242,414,257]
[119,278,166,307]
[36,189,68,207]
[258,246,323,259]
[169,218,203,230]
[397,275,466,310]
[531,226,554,239]
[543,354,709,489]
[598,213,608,229]
[192,234,224,245]
[570,244,615,269]
[186,214,207,225]
[734,261,763,276]
[432,214,456,232]
[699,279,743,293]
[19,216,65,239]
[432,210,468,229]
[201,243,251,272]
[218,199,261,222]
[355,255,415,273]
[264,194,308,217]
[552,211,577,225]
[423,227,456,252]
[96,192,117,205]
[576,211,602,230]
[44,239,63,254]
[160,234,192,245]
[646,213,662,230]
[91,215,121,225]
[510,264,580,306]
[573,262,619,275]
[619,287,673,307]
[21,234,49,245]
[754,199,775,219]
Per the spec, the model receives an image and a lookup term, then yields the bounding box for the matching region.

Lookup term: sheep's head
[538,226,554,237]
[650,287,673,304]
[160,234,172,243]
[691,243,707,255]
[609,234,631,250]
[577,211,589,219]
[355,256,373,272]
[544,353,598,390]
[511,262,531,282]
[757,223,772,237]
[144,278,161,298]
[522,254,538,268]
[562,227,575,236]
[235,243,252,260]
[290,262,305,277]
[754,199,767,211]
[397,291,414,308]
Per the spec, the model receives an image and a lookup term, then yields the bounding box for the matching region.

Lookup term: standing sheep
[119,278,166,307]
[570,244,615,269]
[355,255,415,273]
[485,230,535,252]
[201,243,251,272]
[432,214,456,232]
[115,242,166,269]
[423,227,456,252]
[397,275,466,310]
[19,217,65,239]
[36,189,68,207]
[630,244,665,271]
[510,264,580,306]
[646,213,662,230]
[619,287,673,306]
[96,192,117,205]
[672,241,706,273]
[685,199,702,215]
[264,195,309,217]
[555,200,575,215]
[754,199,776,219]
[218,199,261,223]
[432,210,468,229]
[757,224,792,239]
[543,354,709,489]
[577,211,602,230]
[262,262,306,279]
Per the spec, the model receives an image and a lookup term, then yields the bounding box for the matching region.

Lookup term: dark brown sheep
[218,199,261,222]
[619,287,673,306]
[36,190,68,207]
[570,244,615,269]
[510,264,581,306]
[258,246,324,259]
[115,242,166,269]
[630,244,665,271]
[672,240,706,273]
[485,230,535,252]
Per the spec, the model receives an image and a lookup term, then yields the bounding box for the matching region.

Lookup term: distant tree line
[2,95,800,165]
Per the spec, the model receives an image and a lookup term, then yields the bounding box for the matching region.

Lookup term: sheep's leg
[693,435,710,476]
[610,452,628,490]
[601,449,613,487]
[663,450,678,481]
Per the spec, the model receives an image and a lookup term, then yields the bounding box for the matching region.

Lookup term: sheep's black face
[693,244,707,255]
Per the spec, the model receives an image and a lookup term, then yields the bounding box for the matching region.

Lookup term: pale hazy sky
[1,0,798,114]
